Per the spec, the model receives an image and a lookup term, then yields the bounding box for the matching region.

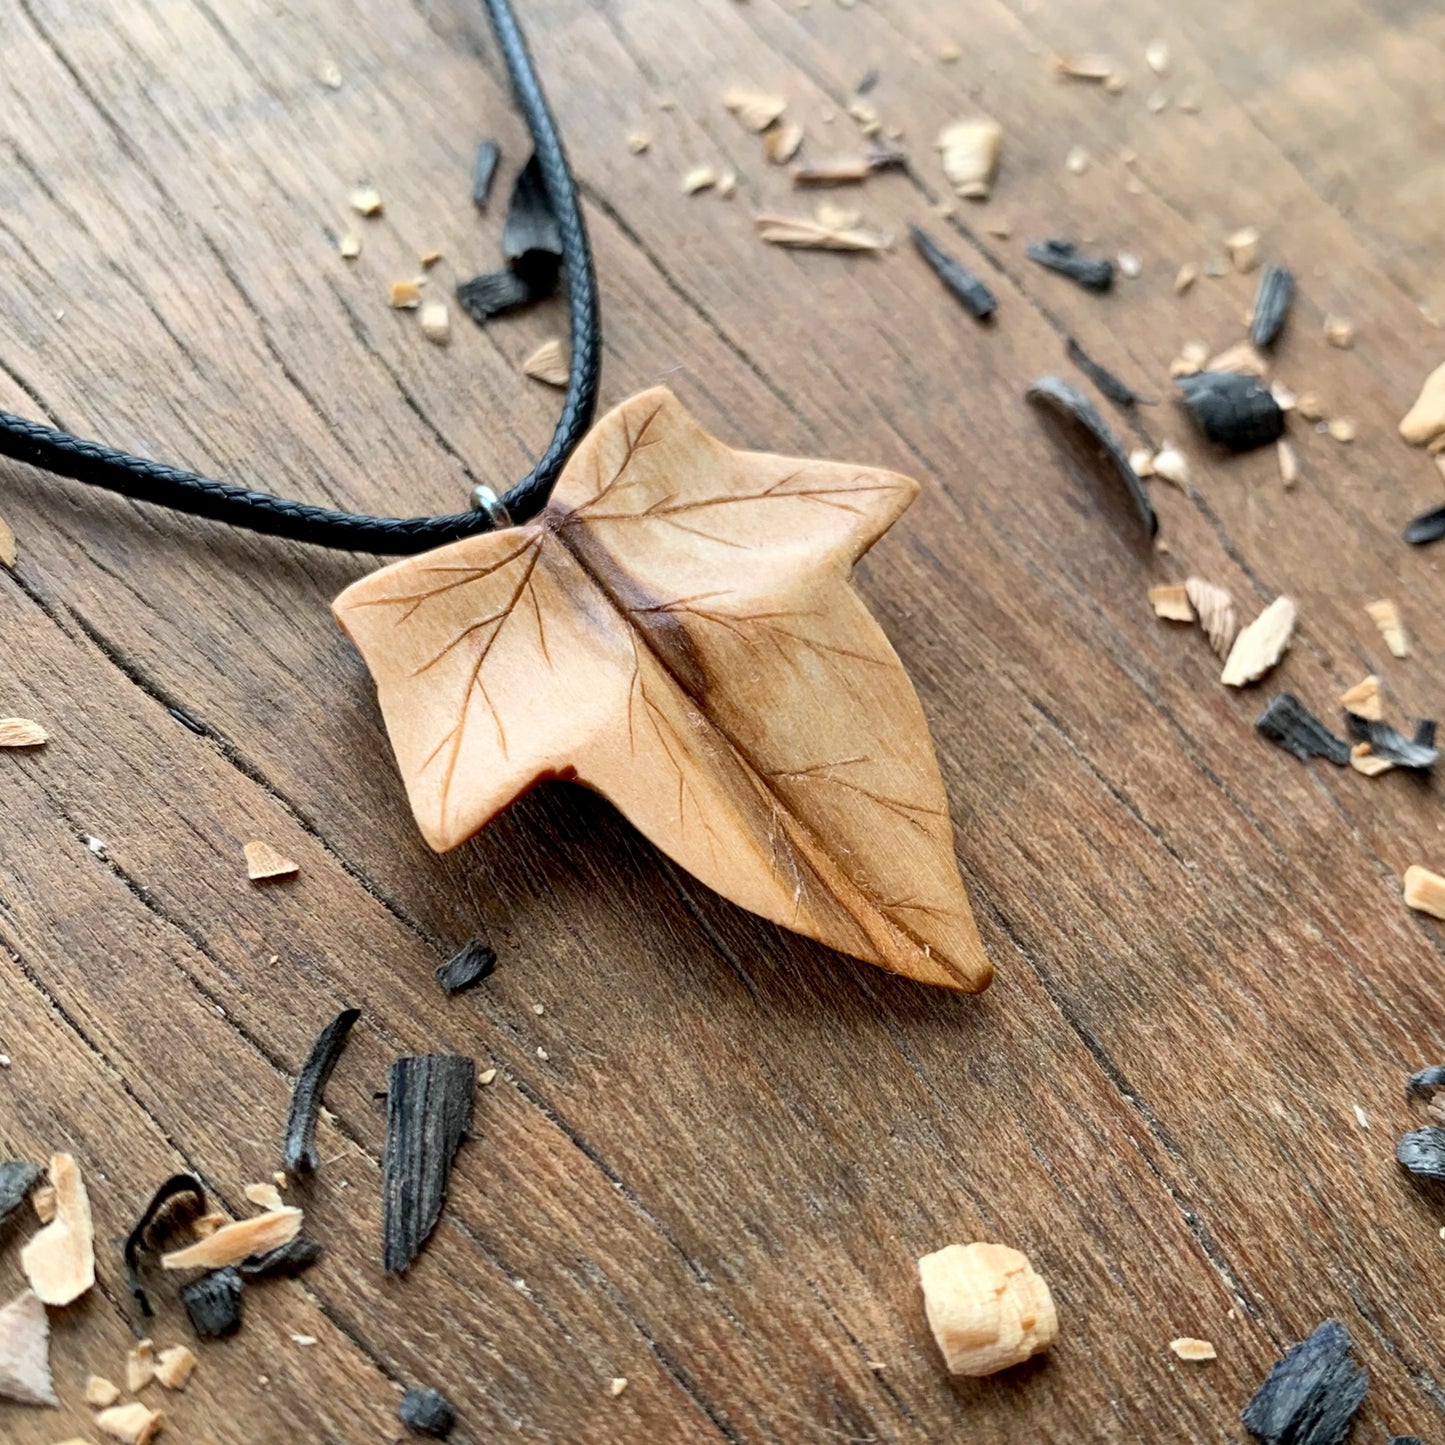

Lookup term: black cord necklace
[0,0,599,555]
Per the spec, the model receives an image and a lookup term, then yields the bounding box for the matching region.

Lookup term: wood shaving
[1297,392,1325,421]
[1129,448,1154,478]
[792,157,871,186]
[1400,360,1445,445]
[1149,585,1194,623]
[1366,598,1408,658]
[1145,39,1170,74]
[419,303,450,346]
[847,101,880,136]
[723,89,786,133]
[348,186,383,217]
[1327,417,1357,443]
[682,164,718,195]
[479,1067,498,1085]
[1340,675,1382,721]
[0,1290,55,1407]
[161,1206,302,1270]
[918,1242,1058,1376]
[419,250,442,268]
[1118,251,1141,279]
[936,118,1002,199]
[243,840,298,882]
[522,338,570,387]
[1226,226,1262,272]
[608,1377,629,1397]
[1350,742,1393,777]
[20,1154,94,1306]
[127,1338,155,1393]
[292,1334,317,1346]
[389,279,422,310]
[154,1345,196,1391]
[1277,438,1299,488]
[244,1183,285,1212]
[1065,146,1090,175]
[1186,578,1238,659]
[1104,74,1127,95]
[716,169,738,199]
[0,513,14,568]
[1151,444,1190,488]
[815,202,862,231]
[1404,864,1445,920]
[318,62,342,90]
[1353,1104,1370,1129]
[764,122,804,164]
[626,132,651,154]
[1051,54,1117,82]
[338,233,361,260]
[193,1212,229,1238]
[985,219,1013,239]
[1169,1337,1217,1362]
[85,1374,121,1408]
[1324,315,1355,349]
[937,40,962,63]
[0,718,48,749]
[1169,342,1208,378]
[96,1401,164,1445]
[1221,595,1296,687]
[1271,381,1297,410]
[1205,340,1268,377]
[755,214,889,251]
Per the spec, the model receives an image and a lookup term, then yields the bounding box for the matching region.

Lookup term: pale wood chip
[348,186,382,217]
[814,202,862,231]
[389,279,422,310]
[792,157,871,186]
[1276,438,1299,488]
[0,718,48,749]
[126,1339,155,1394]
[936,40,962,63]
[1340,674,1382,721]
[1118,251,1141,279]
[763,121,805,165]
[153,1345,196,1392]
[608,1377,629,1397]
[918,1242,1058,1376]
[478,1067,498,1085]
[1051,53,1117,82]
[1353,1104,1370,1129]
[192,1212,229,1239]
[522,338,570,388]
[1271,380,1297,411]
[1145,39,1170,74]
[1169,341,1209,378]
[1366,598,1408,657]
[20,1154,94,1306]
[317,62,342,90]
[936,118,1002,199]
[626,131,651,154]
[85,1374,121,1408]
[1404,864,1445,920]
[1185,578,1238,658]
[723,89,786,133]
[243,840,298,882]
[243,1183,285,1211]
[338,233,362,259]
[1221,596,1296,687]
[1129,448,1154,478]
[96,1401,164,1445]
[1324,315,1355,349]
[1225,226,1261,272]
[1151,444,1190,488]
[716,169,738,199]
[984,219,1013,239]
[1064,146,1090,175]
[1327,417,1357,443]
[847,100,880,135]
[1169,1337,1216,1362]
[1400,360,1445,445]
[1103,73,1127,94]
[0,1290,55,1407]
[0,513,13,569]
[420,303,450,346]
[1149,585,1194,623]
[161,1207,302,1270]
[1205,340,1267,377]
[31,1185,55,1223]
[419,250,442,268]
[755,214,889,251]
[1296,392,1325,421]
[1351,742,1394,777]
[682,164,718,194]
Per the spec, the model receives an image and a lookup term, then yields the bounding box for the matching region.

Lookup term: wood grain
[2,0,1445,1438]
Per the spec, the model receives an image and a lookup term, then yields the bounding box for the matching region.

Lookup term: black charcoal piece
[1025,376,1157,537]
[0,1161,40,1230]
[1404,505,1445,546]
[1026,238,1114,291]
[866,140,908,172]
[382,1054,476,1273]
[1255,694,1350,766]
[909,225,996,321]
[1406,1065,1445,1102]
[1390,1436,1425,1444]
[1249,265,1296,349]
[471,139,500,210]
[399,1386,457,1438]
[455,269,535,324]
[284,1006,361,1175]
[1345,713,1439,771]
[436,938,497,995]
[181,1267,244,1338]
[1397,1126,1445,1182]
[124,1173,206,1316]
[501,153,563,274]
[1241,1318,1367,1445]
[1066,337,1142,407]
[239,1236,323,1281]
[1176,371,1285,451]
[855,67,880,94]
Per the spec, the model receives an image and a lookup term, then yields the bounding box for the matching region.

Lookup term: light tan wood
[19,1156,93,1308]
[335,389,990,990]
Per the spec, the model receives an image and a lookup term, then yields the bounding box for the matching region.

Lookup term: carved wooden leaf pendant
[333,389,991,991]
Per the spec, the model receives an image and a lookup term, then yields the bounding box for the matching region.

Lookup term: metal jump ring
[469,484,514,529]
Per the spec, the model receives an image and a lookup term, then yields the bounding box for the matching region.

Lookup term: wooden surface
[2,0,1444,1439]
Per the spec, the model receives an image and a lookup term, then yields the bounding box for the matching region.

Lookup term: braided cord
[0,0,599,555]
